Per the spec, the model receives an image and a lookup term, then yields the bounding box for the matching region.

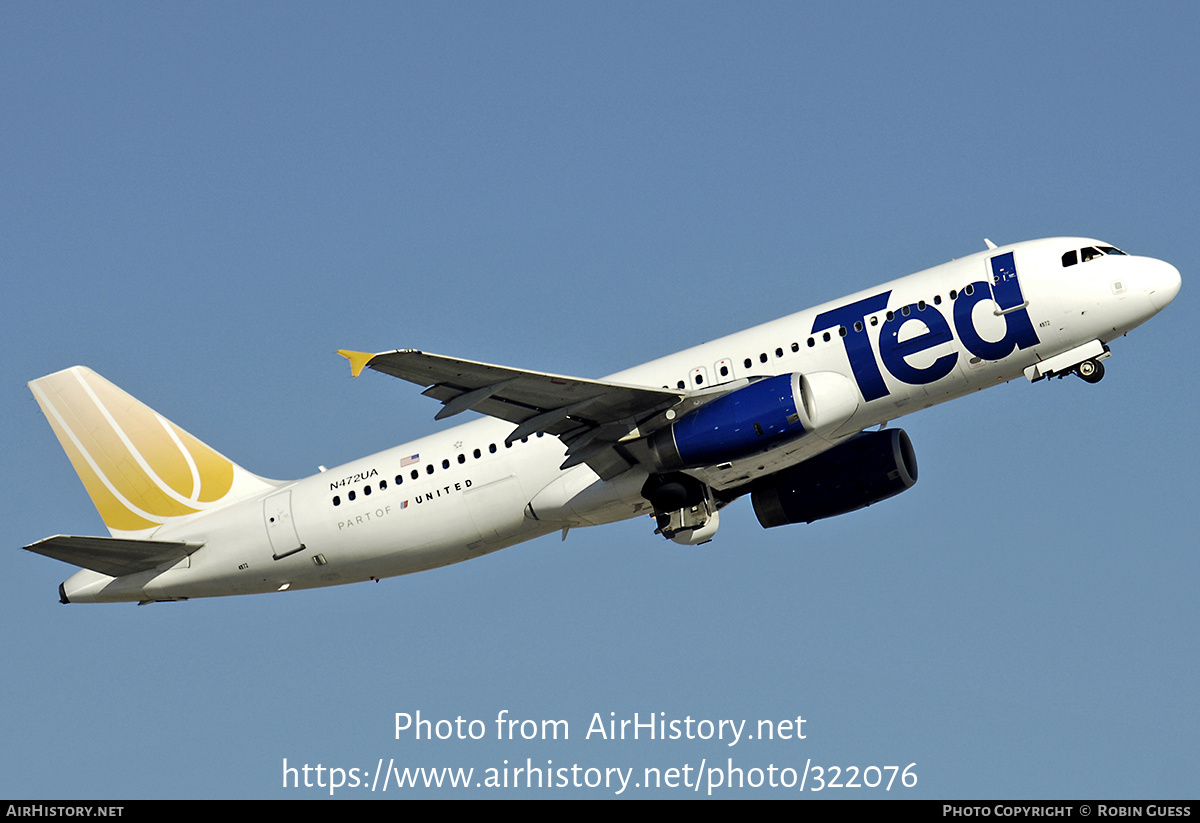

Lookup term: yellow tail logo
[29,367,268,535]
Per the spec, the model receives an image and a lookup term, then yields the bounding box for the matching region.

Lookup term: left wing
[338,349,688,479]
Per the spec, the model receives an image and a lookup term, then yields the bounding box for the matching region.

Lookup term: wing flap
[23,534,203,578]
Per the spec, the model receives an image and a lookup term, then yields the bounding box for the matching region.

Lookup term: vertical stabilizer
[29,367,278,538]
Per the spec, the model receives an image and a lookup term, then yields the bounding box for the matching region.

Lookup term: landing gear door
[987,251,1030,315]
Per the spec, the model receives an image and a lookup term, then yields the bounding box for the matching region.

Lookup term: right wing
[338,349,689,479]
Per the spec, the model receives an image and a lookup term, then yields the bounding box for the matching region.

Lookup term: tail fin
[29,366,278,538]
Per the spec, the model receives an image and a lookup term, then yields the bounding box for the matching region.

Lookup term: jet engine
[749,428,917,527]
[648,372,858,471]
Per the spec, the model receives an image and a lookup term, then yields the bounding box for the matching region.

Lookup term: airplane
[23,237,1180,604]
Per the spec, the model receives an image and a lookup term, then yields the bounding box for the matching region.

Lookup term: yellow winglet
[337,350,376,378]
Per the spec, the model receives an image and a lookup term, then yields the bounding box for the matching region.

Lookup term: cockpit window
[1063,245,1127,267]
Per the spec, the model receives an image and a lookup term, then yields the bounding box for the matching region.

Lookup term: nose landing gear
[1075,359,1105,384]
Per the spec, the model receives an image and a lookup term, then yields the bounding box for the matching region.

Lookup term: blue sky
[3,2,1197,798]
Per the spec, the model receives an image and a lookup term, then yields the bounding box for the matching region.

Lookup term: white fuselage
[60,237,1180,602]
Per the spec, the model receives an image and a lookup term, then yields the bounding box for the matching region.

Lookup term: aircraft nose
[1147,258,1182,312]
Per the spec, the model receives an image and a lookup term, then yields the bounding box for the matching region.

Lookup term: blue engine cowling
[648,372,858,471]
[749,428,917,527]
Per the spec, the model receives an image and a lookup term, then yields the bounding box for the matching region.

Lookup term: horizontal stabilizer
[23,534,203,578]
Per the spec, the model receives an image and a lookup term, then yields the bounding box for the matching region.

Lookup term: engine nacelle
[750,429,917,527]
[649,371,858,470]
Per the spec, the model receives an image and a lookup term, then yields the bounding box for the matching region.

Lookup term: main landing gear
[1075,358,1105,384]
[641,472,721,546]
